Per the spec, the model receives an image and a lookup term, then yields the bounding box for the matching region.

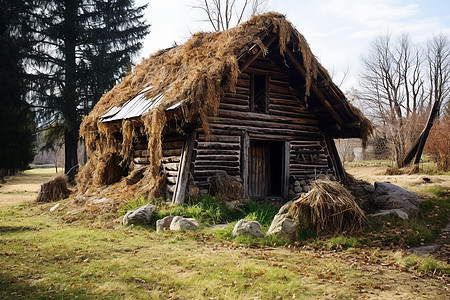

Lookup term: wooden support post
[283,141,290,200]
[172,131,196,205]
[241,132,250,197]
[324,134,346,181]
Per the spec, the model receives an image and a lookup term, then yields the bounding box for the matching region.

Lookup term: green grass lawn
[1,165,449,299]
[1,200,448,299]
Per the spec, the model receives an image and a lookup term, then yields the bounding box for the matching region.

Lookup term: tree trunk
[63,0,78,183]
[64,130,78,182]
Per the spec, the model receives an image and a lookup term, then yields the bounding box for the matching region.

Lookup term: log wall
[192,57,336,198]
[133,128,183,199]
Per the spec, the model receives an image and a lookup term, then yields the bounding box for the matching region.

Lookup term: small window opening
[251,74,267,113]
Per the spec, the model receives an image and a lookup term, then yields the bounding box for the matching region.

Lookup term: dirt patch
[345,165,450,193]
[0,168,58,207]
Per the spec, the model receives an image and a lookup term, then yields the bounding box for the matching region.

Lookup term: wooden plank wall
[192,57,336,195]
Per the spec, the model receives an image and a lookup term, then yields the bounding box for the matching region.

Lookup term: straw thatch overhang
[75,12,373,206]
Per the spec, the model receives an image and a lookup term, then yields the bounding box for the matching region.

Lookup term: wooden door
[249,142,270,198]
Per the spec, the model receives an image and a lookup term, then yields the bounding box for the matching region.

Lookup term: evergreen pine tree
[0,0,36,178]
[29,0,149,181]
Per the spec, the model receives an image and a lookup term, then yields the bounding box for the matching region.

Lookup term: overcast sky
[135,0,450,91]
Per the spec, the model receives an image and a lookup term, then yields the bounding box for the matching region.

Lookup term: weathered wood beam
[172,131,196,205]
[241,132,249,197]
[240,35,277,73]
[283,141,290,200]
[284,49,345,127]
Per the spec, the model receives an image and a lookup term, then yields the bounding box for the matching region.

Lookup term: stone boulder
[371,182,420,217]
[232,219,265,238]
[123,205,156,226]
[267,201,298,238]
[370,208,409,220]
[169,216,199,231]
[156,215,175,232]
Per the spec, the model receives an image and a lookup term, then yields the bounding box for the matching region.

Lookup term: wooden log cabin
[78,13,372,205]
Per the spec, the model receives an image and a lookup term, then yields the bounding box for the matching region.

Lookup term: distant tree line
[0,0,149,181]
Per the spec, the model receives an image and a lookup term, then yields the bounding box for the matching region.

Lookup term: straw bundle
[289,179,365,234]
[208,171,244,201]
[37,175,72,203]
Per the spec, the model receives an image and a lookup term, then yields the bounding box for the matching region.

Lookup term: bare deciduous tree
[194,0,267,31]
[360,34,428,167]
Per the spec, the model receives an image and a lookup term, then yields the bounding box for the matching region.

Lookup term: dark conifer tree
[0,0,36,178]
[29,0,149,181]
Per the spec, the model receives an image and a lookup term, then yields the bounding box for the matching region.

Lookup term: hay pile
[37,175,72,203]
[208,171,244,201]
[75,12,373,205]
[289,179,365,234]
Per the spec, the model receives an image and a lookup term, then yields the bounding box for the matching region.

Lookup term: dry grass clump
[209,171,244,201]
[37,175,72,203]
[289,179,365,234]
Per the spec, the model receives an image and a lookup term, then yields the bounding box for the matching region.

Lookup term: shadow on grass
[0,226,36,233]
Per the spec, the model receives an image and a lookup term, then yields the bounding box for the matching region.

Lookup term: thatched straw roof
[75,12,373,205]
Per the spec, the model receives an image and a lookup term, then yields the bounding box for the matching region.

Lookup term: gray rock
[372,182,420,217]
[232,219,265,238]
[156,215,175,232]
[294,181,301,187]
[267,201,298,237]
[363,184,375,193]
[123,205,156,226]
[370,209,409,220]
[293,185,302,193]
[316,174,329,180]
[303,185,311,193]
[299,180,307,186]
[169,216,199,231]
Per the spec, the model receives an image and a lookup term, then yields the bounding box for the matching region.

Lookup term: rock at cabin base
[169,216,199,231]
[156,215,175,232]
[372,182,420,217]
[267,201,298,237]
[232,219,265,238]
[370,208,409,220]
[123,205,156,226]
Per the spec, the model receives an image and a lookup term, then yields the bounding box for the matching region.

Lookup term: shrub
[425,117,450,171]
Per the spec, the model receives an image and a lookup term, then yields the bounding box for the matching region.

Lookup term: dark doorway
[248,140,283,199]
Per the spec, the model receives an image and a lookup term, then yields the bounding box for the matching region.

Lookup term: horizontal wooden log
[133,163,148,169]
[195,161,240,167]
[134,157,149,164]
[194,168,240,175]
[163,162,179,171]
[221,96,249,106]
[197,135,240,143]
[134,149,149,157]
[217,109,319,125]
[219,102,249,112]
[162,149,182,156]
[195,155,239,161]
[196,142,240,150]
[162,156,180,163]
[165,171,178,177]
[195,148,240,156]
[194,165,239,172]
[162,140,184,150]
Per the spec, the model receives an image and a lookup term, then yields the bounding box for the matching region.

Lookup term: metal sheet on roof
[100,86,180,122]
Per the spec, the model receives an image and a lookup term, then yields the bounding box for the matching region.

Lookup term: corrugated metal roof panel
[100,85,180,122]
